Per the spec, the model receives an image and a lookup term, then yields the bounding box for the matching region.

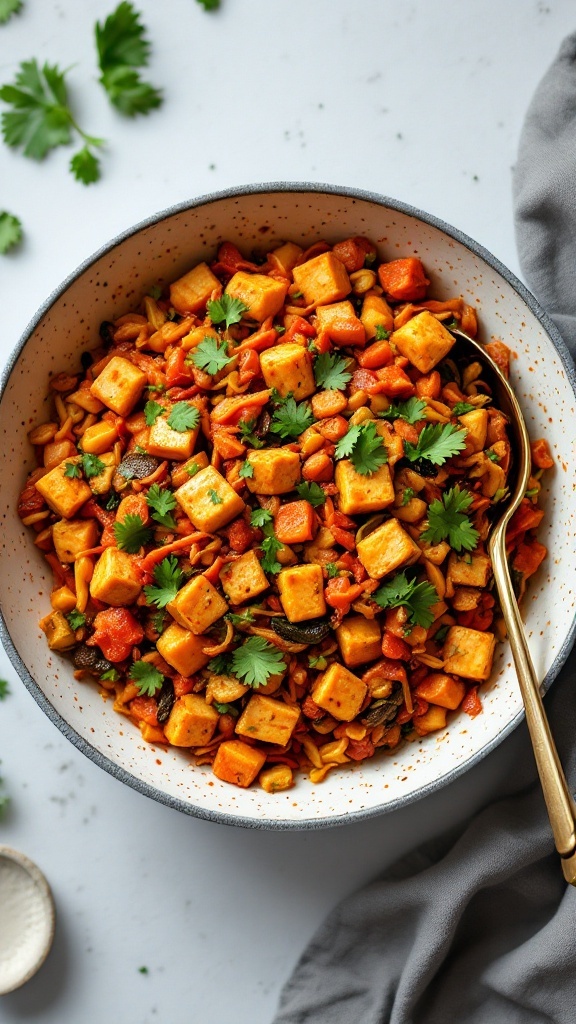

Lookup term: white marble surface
[0,2,573,1021]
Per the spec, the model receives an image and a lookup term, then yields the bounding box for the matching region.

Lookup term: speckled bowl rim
[1,182,575,831]
[0,845,55,993]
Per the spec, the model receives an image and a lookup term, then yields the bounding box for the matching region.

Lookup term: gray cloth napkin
[272,34,576,1024]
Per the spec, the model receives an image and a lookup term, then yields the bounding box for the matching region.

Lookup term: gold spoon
[449,328,576,885]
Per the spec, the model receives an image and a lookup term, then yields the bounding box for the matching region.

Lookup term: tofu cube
[260,343,315,400]
[39,610,77,651]
[391,311,455,373]
[447,551,492,588]
[292,252,351,306]
[156,622,211,676]
[277,564,326,622]
[212,739,266,788]
[414,672,466,710]
[147,409,199,461]
[311,663,367,722]
[245,449,301,495]
[225,271,288,322]
[335,460,395,515]
[206,674,249,704]
[458,409,488,455]
[442,626,496,680]
[90,356,147,417]
[357,518,420,579]
[90,547,142,606]
[219,550,269,605]
[413,705,448,735]
[80,420,118,455]
[52,518,99,563]
[169,262,221,315]
[35,459,92,519]
[361,293,394,339]
[164,693,219,747]
[166,574,228,634]
[314,301,366,346]
[175,465,245,532]
[336,616,381,668]
[271,241,303,274]
[236,694,301,745]
[88,452,116,495]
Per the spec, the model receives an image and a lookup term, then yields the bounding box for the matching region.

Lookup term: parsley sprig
[114,513,153,553]
[0,211,22,254]
[374,572,438,629]
[313,352,352,392]
[129,660,164,697]
[379,397,427,424]
[189,336,233,375]
[96,2,163,117]
[334,421,388,476]
[146,484,177,528]
[270,395,314,439]
[420,485,480,552]
[64,453,106,479]
[207,294,248,330]
[404,423,467,466]
[143,555,184,608]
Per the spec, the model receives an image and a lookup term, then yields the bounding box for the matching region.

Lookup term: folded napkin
[272,34,576,1024]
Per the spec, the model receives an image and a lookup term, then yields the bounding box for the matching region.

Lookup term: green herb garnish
[146,483,177,528]
[313,351,352,392]
[374,571,438,629]
[207,294,248,329]
[143,555,183,608]
[166,402,200,432]
[189,336,234,375]
[420,485,480,552]
[129,660,164,697]
[113,513,153,553]
[295,481,326,507]
[95,1,163,117]
[335,421,388,476]
[0,211,22,253]
[270,395,315,440]
[379,397,427,424]
[404,423,467,466]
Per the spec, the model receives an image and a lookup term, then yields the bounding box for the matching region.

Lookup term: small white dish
[0,846,55,994]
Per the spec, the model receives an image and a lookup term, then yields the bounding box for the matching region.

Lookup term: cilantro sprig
[231,636,285,688]
[404,423,467,467]
[452,401,475,416]
[238,418,265,449]
[167,402,200,432]
[374,572,438,629]
[129,660,164,697]
[64,453,106,480]
[270,395,314,440]
[189,336,234,375]
[260,522,282,574]
[146,483,177,528]
[250,507,273,529]
[96,2,163,117]
[295,481,326,507]
[66,609,86,631]
[313,352,352,392]
[379,397,427,424]
[113,513,153,553]
[420,485,480,553]
[0,0,22,24]
[143,555,184,608]
[0,211,22,254]
[334,420,388,476]
[207,294,248,330]
[144,399,163,426]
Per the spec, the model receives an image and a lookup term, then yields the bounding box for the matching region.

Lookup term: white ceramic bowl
[1,184,575,829]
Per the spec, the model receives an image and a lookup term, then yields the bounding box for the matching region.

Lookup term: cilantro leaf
[270,396,314,439]
[402,487,415,506]
[334,421,387,476]
[143,555,183,608]
[238,418,264,449]
[404,423,467,466]
[151,610,167,635]
[114,513,152,553]
[167,402,200,432]
[324,562,339,578]
[375,324,391,340]
[213,702,239,717]
[207,294,248,329]
[144,399,163,426]
[64,461,82,478]
[100,668,120,682]
[420,485,480,552]
[379,397,427,424]
[0,679,10,699]
[96,2,162,117]
[208,488,223,505]
[69,145,101,185]
[250,507,273,528]
[129,660,164,697]
[295,481,326,507]
[80,452,106,478]
[230,636,285,688]
[207,652,233,675]
[374,571,438,629]
[260,522,282,574]
[313,352,352,392]
[66,609,86,630]
[452,401,475,415]
[145,483,177,528]
[0,211,22,253]
[196,0,220,9]
[308,654,327,670]
[225,610,255,627]
[486,449,500,463]
[190,336,233,375]
[239,460,254,479]
[0,0,22,24]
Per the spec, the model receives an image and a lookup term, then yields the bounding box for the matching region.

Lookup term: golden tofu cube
[458,409,488,455]
[88,452,116,495]
[35,458,92,519]
[39,610,77,651]
[166,574,228,634]
[169,262,221,315]
[314,301,365,346]
[447,551,492,588]
[336,615,381,668]
[335,460,395,515]
[80,420,118,455]
[90,547,142,606]
[413,705,448,735]
[414,672,466,710]
[360,293,394,339]
[156,622,211,676]
[175,465,245,532]
[292,252,351,306]
[271,241,303,274]
[212,739,266,788]
[219,550,269,605]
[277,564,326,622]
[311,662,367,722]
[52,518,99,563]
[50,585,77,613]
[260,343,315,400]
[164,693,219,747]
[225,271,288,322]
[236,694,301,746]
[391,311,455,373]
[90,356,147,417]
[147,410,199,461]
[170,451,210,489]
[245,448,301,495]
[357,517,420,579]
[206,674,249,704]
[442,626,496,680]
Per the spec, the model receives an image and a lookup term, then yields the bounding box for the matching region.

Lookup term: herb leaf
[213,701,239,716]
[260,522,282,574]
[196,0,220,9]
[0,0,22,24]
[144,399,163,426]
[231,636,285,688]
[96,1,162,117]
[190,336,233,375]
[324,562,339,578]
[0,679,10,699]
[145,483,177,528]
[143,554,183,608]
[374,571,438,629]
[250,507,273,529]
[0,211,22,253]
[334,421,388,476]
[404,422,467,466]
[167,402,200,432]
[238,418,264,449]
[379,397,427,424]
[313,352,352,392]
[420,485,480,552]
[270,396,314,439]
[208,488,223,505]
[375,324,391,340]
[64,461,82,478]
[70,146,101,185]
[239,460,254,479]
[129,660,164,697]
[295,481,326,507]
[207,294,248,329]
[114,513,152,553]
[452,401,475,415]
[66,609,86,631]
[81,452,106,479]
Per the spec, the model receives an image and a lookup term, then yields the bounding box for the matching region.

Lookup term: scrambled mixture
[18,236,552,791]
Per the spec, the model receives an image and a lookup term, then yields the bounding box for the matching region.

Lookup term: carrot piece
[283,315,316,344]
[311,390,348,419]
[274,500,315,544]
[115,493,150,525]
[356,339,394,370]
[415,370,441,399]
[210,390,271,425]
[302,450,333,482]
[374,365,416,398]
[88,607,144,662]
[350,368,378,394]
[513,539,547,578]
[173,674,196,697]
[332,238,366,273]
[237,349,260,385]
[317,415,349,441]
[324,576,364,611]
[530,438,554,470]
[211,426,246,460]
[507,500,545,545]
[461,686,482,718]
[381,630,412,661]
[236,328,277,353]
[130,696,160,727]
[165,347,195,387]
[202,555,226,585]
[377,258,430,301]
[225,517,256,554]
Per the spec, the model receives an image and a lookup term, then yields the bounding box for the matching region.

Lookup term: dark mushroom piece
[117,453,160,481]
[72,644,114,677]
[157,679,175,724]
[272,617,332,646]
[360,683,404,728]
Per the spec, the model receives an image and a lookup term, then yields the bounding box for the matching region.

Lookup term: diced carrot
[311,390,348,419]
[210,390,271,425]
[330,526,356,550]
[530,438,554,470]
[321,308,366,348]
[393,419,419,444]
[274,500,315,544]
[225,517,256,554]
[115,493,150,526]
[381,630,412,661]
[211,426,246,460]
[362,658,407,687]
[356,339,394,369]
[332,238,366,273]
[236,328,277,353]
[324,576,364,611]
[130,696,160,727]
[485,340,511,377]
[317,415,349,441]
[461,686,482,718]
[415,370,441,399]
[211,241,260,275]
[237,349,260,385]
[283,315,316,344]
[301,696,324,720]
[513,539,547,578]
[165,347,195,387]
[374,365,416,398]
[350,368,378,394]
[173,674,196,697]
[346,736,375,761]
[302,451,333,482]
[377,258,430,301]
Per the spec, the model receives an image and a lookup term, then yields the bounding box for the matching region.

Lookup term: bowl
[1,183,575,829]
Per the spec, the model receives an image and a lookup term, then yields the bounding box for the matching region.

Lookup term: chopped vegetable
[420,485,480,552]
[374,572,438,629]
[146,483,177,528]
[144,400,163,426]
[295,481,326,507]
[143,555,184,608]
[113,513,153,553]
[260,522,282,574]
[335,421,388,476]
[379,397,427,424]
[66,609,86,631]
[0,0,22,24]
[231,636,285,688]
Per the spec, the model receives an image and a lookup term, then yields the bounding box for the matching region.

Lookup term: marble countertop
[1,2,573,1020]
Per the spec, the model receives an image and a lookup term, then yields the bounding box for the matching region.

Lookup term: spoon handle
[490,526,576,885]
